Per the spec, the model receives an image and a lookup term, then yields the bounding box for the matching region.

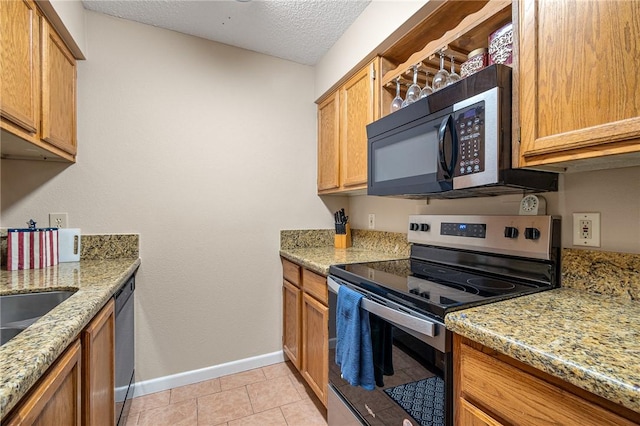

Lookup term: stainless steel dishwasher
[114,275,135,426]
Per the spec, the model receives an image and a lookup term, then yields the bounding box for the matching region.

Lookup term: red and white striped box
[6,228,59,270]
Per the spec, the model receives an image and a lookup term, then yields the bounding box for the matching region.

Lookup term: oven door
[328,276,452,426]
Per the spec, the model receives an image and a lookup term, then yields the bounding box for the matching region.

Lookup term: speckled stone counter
[446,288,640,414]
[0,258,141,419]
[280,246,408,276]
[280,229,409,275]
[562,248,640,300]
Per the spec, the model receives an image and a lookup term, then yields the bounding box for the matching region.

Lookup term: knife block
[334,224,352,249]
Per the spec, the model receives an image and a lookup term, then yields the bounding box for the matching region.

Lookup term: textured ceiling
[82,0,371,65]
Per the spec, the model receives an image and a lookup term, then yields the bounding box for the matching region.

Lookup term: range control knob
[504,226,519,239]
[409,223,420,231]
[524,227,541,240]
[420,223,430,232]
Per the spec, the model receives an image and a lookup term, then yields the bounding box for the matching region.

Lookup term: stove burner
[409,281,479,297]
[466,278,516,290]
[420,266,461,276]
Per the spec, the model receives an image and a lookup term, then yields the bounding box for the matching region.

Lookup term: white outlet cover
[49,213,68,228]
[572,212,601,247]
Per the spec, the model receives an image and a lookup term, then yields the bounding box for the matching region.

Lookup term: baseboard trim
[132,350,286,398]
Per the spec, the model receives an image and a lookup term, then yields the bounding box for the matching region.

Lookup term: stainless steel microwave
[366,65,558,198]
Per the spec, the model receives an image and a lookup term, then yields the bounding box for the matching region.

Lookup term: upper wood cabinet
[41,18,77,156]
[317,91,340,192]
[0,0,40,134]
[317,59,380,194]
[340,62,378,189]
[517,0,640,170]
[1,0,78,162]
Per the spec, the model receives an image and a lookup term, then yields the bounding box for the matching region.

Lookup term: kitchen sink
[0,290,77,346]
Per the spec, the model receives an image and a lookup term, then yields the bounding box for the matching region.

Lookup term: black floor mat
[383,376,445,426]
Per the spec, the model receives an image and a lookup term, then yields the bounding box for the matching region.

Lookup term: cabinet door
[317,91,340,192]
[518,0,640,167]
[0,0,39,134]
[457,338,637,425]
[458,398,505,426]
[82,299,115,426]
[301,292,329,407]
[4,340,81,426]
[41,18,77,155]
[340,60,378,188]
[283,280,302,370]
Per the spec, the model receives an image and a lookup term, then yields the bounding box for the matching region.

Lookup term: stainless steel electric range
[328,214,561,426]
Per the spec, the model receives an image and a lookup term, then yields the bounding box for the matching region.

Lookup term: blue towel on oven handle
[334,284,375,391]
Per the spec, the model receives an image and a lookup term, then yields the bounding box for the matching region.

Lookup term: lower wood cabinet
[301,292,328,406]
[3,340,82,425]
[281,258,329,407]
[454,334,640,425]
[282,279,302,370]
[82,298,115,426]
[3,299,116,425]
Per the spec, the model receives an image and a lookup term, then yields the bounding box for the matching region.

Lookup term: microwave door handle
[438,115,458,179]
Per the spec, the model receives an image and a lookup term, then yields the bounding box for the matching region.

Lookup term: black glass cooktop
[329,258,552,320]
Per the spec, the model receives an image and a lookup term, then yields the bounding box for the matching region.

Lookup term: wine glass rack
[379,0,513,112]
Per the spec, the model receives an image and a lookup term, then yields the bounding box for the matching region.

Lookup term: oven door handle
[328,277,436,338]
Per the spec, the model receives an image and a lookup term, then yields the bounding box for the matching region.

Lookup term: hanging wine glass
[447,55,461,85]
[432,51,450,91]
[406,65,421,104]
[390,78,403,112]
[401,83,411,108]
[419,71,433,98]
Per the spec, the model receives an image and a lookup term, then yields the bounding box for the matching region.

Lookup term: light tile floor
[124,361,328,426]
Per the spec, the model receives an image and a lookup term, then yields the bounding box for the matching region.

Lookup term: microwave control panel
[455,102,485,176]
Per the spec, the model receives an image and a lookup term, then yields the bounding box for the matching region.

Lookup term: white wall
[50,0,87,55]
[314,0,427,99]
[1,11,339,382]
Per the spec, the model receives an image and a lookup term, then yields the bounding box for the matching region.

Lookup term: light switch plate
[572,212,600,247]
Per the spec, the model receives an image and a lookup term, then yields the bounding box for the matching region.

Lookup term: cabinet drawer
[281,258,300,286]
[459,342,635,426]
[302,269,327,305]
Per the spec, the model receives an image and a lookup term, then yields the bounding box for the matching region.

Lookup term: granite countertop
[279,228,410,276]
[0,258,141,420]
[280,246,407,276]
[446,287,640,414]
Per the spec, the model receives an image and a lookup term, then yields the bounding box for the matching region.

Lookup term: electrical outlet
[580,220,592,239]
[573,213,600,247]
[49,213,68,229]
[368,214,375,229]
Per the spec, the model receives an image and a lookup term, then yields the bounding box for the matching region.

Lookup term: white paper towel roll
[58,228,81,262]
